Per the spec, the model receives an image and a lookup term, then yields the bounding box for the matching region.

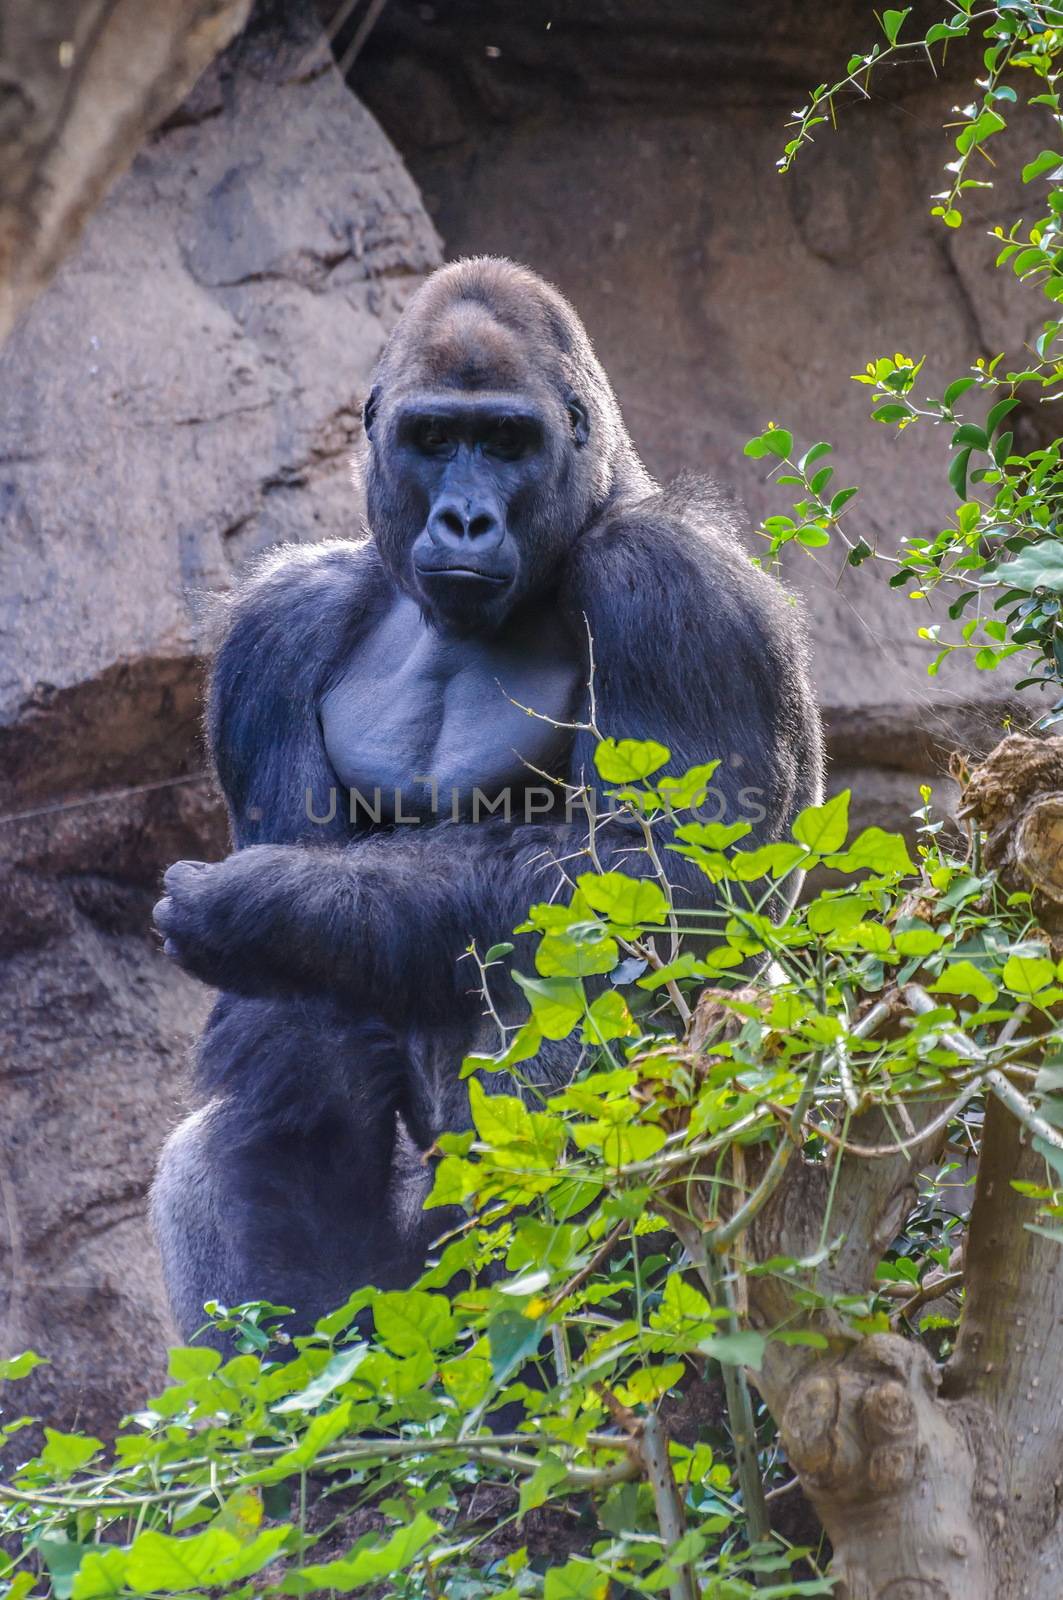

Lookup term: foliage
[747,0,1063,716]
[3,735,1063,1596]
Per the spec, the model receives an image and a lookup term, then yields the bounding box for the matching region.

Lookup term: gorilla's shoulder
[211,539,388,656]
[570,473,794,623]
[230,537,384,615]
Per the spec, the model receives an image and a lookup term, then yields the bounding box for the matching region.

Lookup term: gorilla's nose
[426,496,504,550]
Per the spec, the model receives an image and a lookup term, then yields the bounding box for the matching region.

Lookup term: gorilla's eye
[484,418,529,460]
[416,420,454,456]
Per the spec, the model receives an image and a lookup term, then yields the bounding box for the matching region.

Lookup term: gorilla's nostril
[440,509,465,537]
[469,513,495,539]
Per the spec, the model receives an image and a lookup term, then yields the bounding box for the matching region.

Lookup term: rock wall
[349,0,1035,837]
[0,2,440,1436]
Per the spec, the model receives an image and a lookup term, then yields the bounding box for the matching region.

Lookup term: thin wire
[0,770,210,829]
[337,0,389,76]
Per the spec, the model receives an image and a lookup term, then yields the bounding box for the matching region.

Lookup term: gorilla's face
[366,386,591,635]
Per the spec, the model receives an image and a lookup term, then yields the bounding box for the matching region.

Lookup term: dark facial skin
[367,385,591,635]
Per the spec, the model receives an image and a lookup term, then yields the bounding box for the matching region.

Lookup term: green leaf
[489,1308,545,1382]
[273,1344,368,1413]
[460,1016,543,1078]
[792,791,850,854]
[571,1117,667,1165]
[1023,149,1063,183]
[280,1516,438,1594]
[70,1549,129,1600]
[519,1456,570,1518]
[871,402,910,423]
[167,1346,220,1382]
[955,108,1005,156]
[124,1526,291,1592]
[985,396,1020,436]
[942,376,976,407]
[701,1330,766,1370]
[895,927,945,957]
[761,427,793,458]
[956,500,980,535]
[656,760,722,810]
[951,423,987,449]
[2,1576,37,1600]
[594,738,670,783]
[773,1329,830,1350]
[728,841,808,881]
[852,920,892,955]
[826,826,916,876]
[930,961,998,1005]
[797,524,832,548]
[253,1403,352,1482]
[995,543,1063,594]
[806,895,866,934]
[40,1541,96,1600]
[881,6,910,45]
[577,871,669,926]
[927,19,969,44]
[1003,953,1056,996]
[583,989,639,1044]
[674,819,752,850]
[949,446,972,499]
[0,1352,44,1382]
[536,928,619,977]
[38,1430,104,1478]
[544,1560,610,1600]
[798,440,832,472]
[469,1078,535,1147]
[512,972,585,1038]
[650,1273,720,1340]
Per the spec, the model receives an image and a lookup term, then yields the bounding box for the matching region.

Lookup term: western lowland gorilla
[151,257,824,1343]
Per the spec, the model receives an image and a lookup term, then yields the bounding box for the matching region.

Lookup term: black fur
[151,259,824,1343]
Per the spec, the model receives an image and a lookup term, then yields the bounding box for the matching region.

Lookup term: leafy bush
[3,739,1062,1595]
[751,0,1063,710]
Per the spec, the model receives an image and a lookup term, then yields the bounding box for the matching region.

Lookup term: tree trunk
[727,734,1063,1597]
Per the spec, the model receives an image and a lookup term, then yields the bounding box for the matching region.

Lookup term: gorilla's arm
[157,495,823,1017]
[207,538,391,848]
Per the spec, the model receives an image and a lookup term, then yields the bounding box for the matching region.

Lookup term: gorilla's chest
[320,595,582,822]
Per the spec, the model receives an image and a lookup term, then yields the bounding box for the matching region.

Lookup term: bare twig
[547,1220,627,1312]
[639,1412,699,1600]
[904,987,1063,1152]
[892,1270,965,1327]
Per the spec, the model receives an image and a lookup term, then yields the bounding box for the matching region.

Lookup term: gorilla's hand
[153,847,344,994]
[153,859,237,987]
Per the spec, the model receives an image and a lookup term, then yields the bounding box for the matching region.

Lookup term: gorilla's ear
[566,393,590,448]
[363,384,381,439]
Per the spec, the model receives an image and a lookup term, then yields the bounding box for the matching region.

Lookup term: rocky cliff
[0,1,439,1435]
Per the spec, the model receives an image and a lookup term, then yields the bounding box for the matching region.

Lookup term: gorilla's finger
[164,860,210,893]
[153,895,175,936]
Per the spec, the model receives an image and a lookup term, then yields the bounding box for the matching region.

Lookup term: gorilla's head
[363,258,650,633]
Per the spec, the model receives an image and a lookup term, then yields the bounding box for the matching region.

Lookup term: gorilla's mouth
[414,564,510,586]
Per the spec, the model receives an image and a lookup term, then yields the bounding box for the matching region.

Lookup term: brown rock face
[0,0,254,343]
[348,0,1034,835]
[0,2,440,1437]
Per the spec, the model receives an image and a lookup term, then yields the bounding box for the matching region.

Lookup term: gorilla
[151,257,823,1343]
